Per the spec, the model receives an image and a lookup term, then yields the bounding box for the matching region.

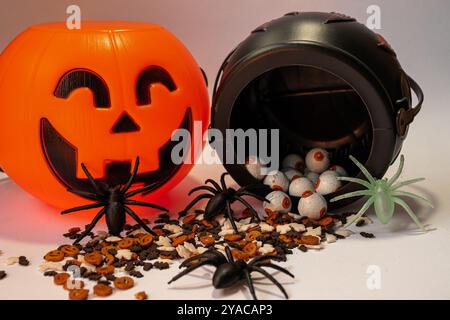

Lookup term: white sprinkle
[195,214,204,221]
[197,247,208,254]
[105,236,122,242]
[115,249,133,260]
[155,236,172,247]
[183,242,198,254]
[276,224,292,235]
[168,231,184,239]
[128,229,147,236]
[164,224,183,234]
[335,228,353,238]
[157,246,176,252]
[238,223,258,232]
[304,244,324,250]
[326,233,337,244]
[4,257,19,265]
[304,226,322,237]
[258,244,275,255]
[38,261,63,272]
[259,222,275,233]
[176,245,191,259]
[239,217,252,225]
[289,223,306,233]
[218,229,235,237]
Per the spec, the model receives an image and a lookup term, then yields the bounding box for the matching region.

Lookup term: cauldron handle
[396,75,424,138]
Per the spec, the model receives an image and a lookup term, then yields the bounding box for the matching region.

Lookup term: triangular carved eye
[136,66,177,106]
[112,112,140,133]
[54,69,110,108]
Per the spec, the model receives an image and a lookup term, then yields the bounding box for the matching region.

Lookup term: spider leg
[168,260,217,284]
[224,246,235,263]
[337,176,372,189]
[232,196,261,222]
[61,202,104,215]
[124,200,169,212]
[236,183,263,194]
[392,178,425,190]
[179,194,213,216]
[387,155,404,186]
[251,262,294,278]
[225,200,240,234]
[73,208,106,244]
[80,163,101,193]
[121,156,139,193]
[244,269,258,300]
[188,185,218,196]
[249,265,289,299]
[123,206,159,236]
[343,197,375,228]
[205,179,223,191]
[392,191,433,208]
[349,155,376,184]
[179,251,227,269]
[67,189,101,201]
[248,254,287,266]
[393,197,427,232]
[236,190,269,204]
[330,190,372,203]
[220,172,229,190]
[124,183,158,198]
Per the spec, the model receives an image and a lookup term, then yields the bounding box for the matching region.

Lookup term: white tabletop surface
[1,123,450,300]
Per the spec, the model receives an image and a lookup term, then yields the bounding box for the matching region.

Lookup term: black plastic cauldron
[211,11,423,210]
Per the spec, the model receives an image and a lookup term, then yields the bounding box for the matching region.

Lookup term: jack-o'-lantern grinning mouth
[40,107,192,194]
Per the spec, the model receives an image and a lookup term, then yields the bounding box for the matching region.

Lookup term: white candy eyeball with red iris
[297,191,327,220]
[263,171,289,192]
[288,177,315,197]
[281,154,305,171]
[245,155,266,180]
[282,168,303,181]
[328,165,348,177]
[305,148,330,173]
[315,171,342,195]
[263,190,292,214]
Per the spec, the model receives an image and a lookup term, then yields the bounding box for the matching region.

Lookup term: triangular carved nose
[112,112,140,133]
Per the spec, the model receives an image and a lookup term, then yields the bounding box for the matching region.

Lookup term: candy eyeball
[288,177,315,197]
[320,170,339,178]
[305,171,320,185]
[263,190,292,214]
[329,165,348,177]
[297,191,327,220]
[263,171,289,192]
[305,148,330,173]
[281,154,305,171]
[315,171,342,195]
[282,168,303,181]
[245,155,266,180]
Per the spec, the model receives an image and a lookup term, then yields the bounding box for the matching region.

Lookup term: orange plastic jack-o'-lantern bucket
[0,22,209,209]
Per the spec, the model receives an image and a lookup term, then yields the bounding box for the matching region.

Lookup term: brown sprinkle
[44,250,65,262]
[134,291,148,300]
[54,272,70,286]
[69,289,89,300]
[93,283,113,297]
[114,276,134,290]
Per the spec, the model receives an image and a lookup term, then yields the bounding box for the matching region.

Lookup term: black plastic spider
[168,246,294,300]
[179,173,268,233]
[61,157,168,244]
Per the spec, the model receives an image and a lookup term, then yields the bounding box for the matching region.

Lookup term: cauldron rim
[212,41,397,210]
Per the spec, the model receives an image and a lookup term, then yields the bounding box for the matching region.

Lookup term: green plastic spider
[330,155,433,231]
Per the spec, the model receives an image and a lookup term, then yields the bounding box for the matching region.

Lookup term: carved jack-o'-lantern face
[0,22,209,208]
